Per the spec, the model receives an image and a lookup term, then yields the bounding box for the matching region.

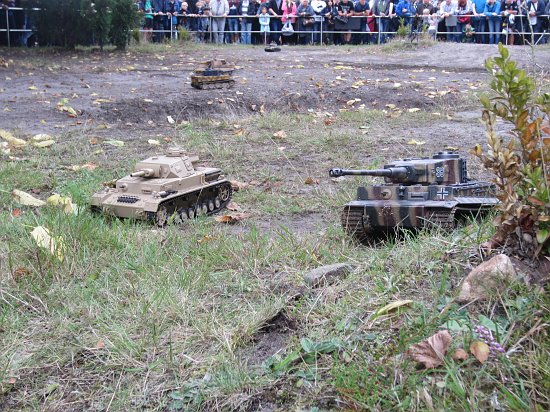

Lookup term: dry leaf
[273,130,287,139]
[104,139,124,147]
[408,108,421,113]
[12,189,46,207]
[69,163,97,172]
[452,348,469,361]
[0,129,27,147]
[226,202,242,211]
[385,104,397,109]
[11,208,21,217]
[32,134,53,142]
[28,85,38,90]
[393,83,402,88]
[470,341,489,364]
[304,177,319,185]
[197,234,215,244]
[89,137,99,145]
[95,340,105,349]
[215,213,250,224]
[230,180,249,191]
[324,118,334,126]
[33,140,55,148]
[47,194,77,215]
[407,330,452,369]
[408,139,426,146]
[148,139,161,146]
[167,115,175,124]
[30,226,65,261]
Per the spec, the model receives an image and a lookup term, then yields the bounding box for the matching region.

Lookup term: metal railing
[1,7,549,47]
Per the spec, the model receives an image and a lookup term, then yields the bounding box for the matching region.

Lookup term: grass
[1,61,549,410]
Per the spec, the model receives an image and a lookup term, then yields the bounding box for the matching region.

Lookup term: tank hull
[340,182,499,241]
[191,74,235,90]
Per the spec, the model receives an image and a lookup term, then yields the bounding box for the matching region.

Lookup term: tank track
[341,206,380,242]
[424,208,456,230]
[148,181,233,226]
[191,80,235,90]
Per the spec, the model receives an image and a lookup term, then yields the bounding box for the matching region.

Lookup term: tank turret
[330,152,498,242]
[330,152,468,185]
[91,147,232,225]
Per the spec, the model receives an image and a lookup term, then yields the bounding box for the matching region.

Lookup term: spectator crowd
[137,0,549,45]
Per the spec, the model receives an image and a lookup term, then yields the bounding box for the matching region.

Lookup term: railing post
[377,16,380,44]
[320,16,323,45]
[5,8,10,48]
[209,15,213,43]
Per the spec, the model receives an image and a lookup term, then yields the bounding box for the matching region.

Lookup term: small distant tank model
[329,151,499,241]
[265,42,281,52]
[191,59,235,90]
[91,147,232,225]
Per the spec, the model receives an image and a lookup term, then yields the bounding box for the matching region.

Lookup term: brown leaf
[14,267,30,280]
[451,348,469,362]
[470,341,489,364]
[89,137,99,145]
[95,340,105,349]
[230,180,249,191]
[272,130,287,139]
[324,118,334,126]
[226,202,242,211]
[197,234,215,244]
[304,177,319,185]
[11,208,21,217]
[215,213,250,224]
[407,330,452,369]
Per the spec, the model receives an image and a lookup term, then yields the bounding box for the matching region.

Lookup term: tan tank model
[191,59,235,90]
[91,147,232,225]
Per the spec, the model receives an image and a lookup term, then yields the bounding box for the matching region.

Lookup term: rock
[304,263,352,287]
[457,254,518,303]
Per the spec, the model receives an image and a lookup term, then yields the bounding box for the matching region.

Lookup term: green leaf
[370,300,414,321]
[536,228,549,244]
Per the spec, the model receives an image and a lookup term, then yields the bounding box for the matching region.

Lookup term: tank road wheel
[218,185,231,202]
[196,203,208,216]
[177,208,188,222]
[214,197,221,209]
[187,207,196,219]
[207,199,215,212]
[156,207,168,227]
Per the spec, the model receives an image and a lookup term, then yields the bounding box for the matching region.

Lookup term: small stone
[303,263,352,287]
[456,254,517,303]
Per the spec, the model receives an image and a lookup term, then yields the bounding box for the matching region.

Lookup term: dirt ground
[1,43,548,135]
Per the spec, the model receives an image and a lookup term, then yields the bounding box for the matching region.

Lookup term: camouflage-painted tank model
[329,152,499,241]
[191,59,235,90]
[91,147,232,225]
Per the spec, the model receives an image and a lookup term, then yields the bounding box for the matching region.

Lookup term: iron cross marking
[437,187,449,200]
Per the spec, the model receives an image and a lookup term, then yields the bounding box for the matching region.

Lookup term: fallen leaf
[12,189,46,207]
[95,340,105,349]
[148,139,161,146]
[89,137,99,145]
[215,213,250,224]
[371,300,413,320]
[11,208,21,217]
[273,130,287,139]
[324,118,334,126]
[385,104,397,109]
[47,194,77,215]
[104,139,124,147]
[226,202,242,211]
[230,180,249,191]
[28,85,38,90]
[470,341,489,364]
[167,115,175,124]
[304,177,319,185]
[0,129,27,147]
[143,98,153,103]
[30,226,65,261]
[32,134,53,142]
[408,108,421,113]
[393,83,402,88]
[452,348,469,361]
[197,234,215,244]
[68,163,97,172]
[33,140,55,148]
[408,139,426,146]
[407,330,452,369]
[259,104,265,115]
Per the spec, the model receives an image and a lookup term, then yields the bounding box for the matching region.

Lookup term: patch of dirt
[242,311,298,368]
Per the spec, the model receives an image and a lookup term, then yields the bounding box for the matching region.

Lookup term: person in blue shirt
[471,0,486,43]
[484,0,501,44]
[396,0,413,26]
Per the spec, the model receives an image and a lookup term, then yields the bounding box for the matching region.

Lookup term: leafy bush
[473,45,550,260]
[35,0,92,48]
[110,0,140,50]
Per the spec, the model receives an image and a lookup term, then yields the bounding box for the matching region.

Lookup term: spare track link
[150,182,233,226]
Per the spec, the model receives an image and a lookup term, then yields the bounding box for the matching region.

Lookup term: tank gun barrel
[329,167,409,179]
[130,168,155,178]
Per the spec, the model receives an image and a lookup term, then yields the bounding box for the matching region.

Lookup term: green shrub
[36,0,93,48]
[110,0,140,50]
[473,44,550,259]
